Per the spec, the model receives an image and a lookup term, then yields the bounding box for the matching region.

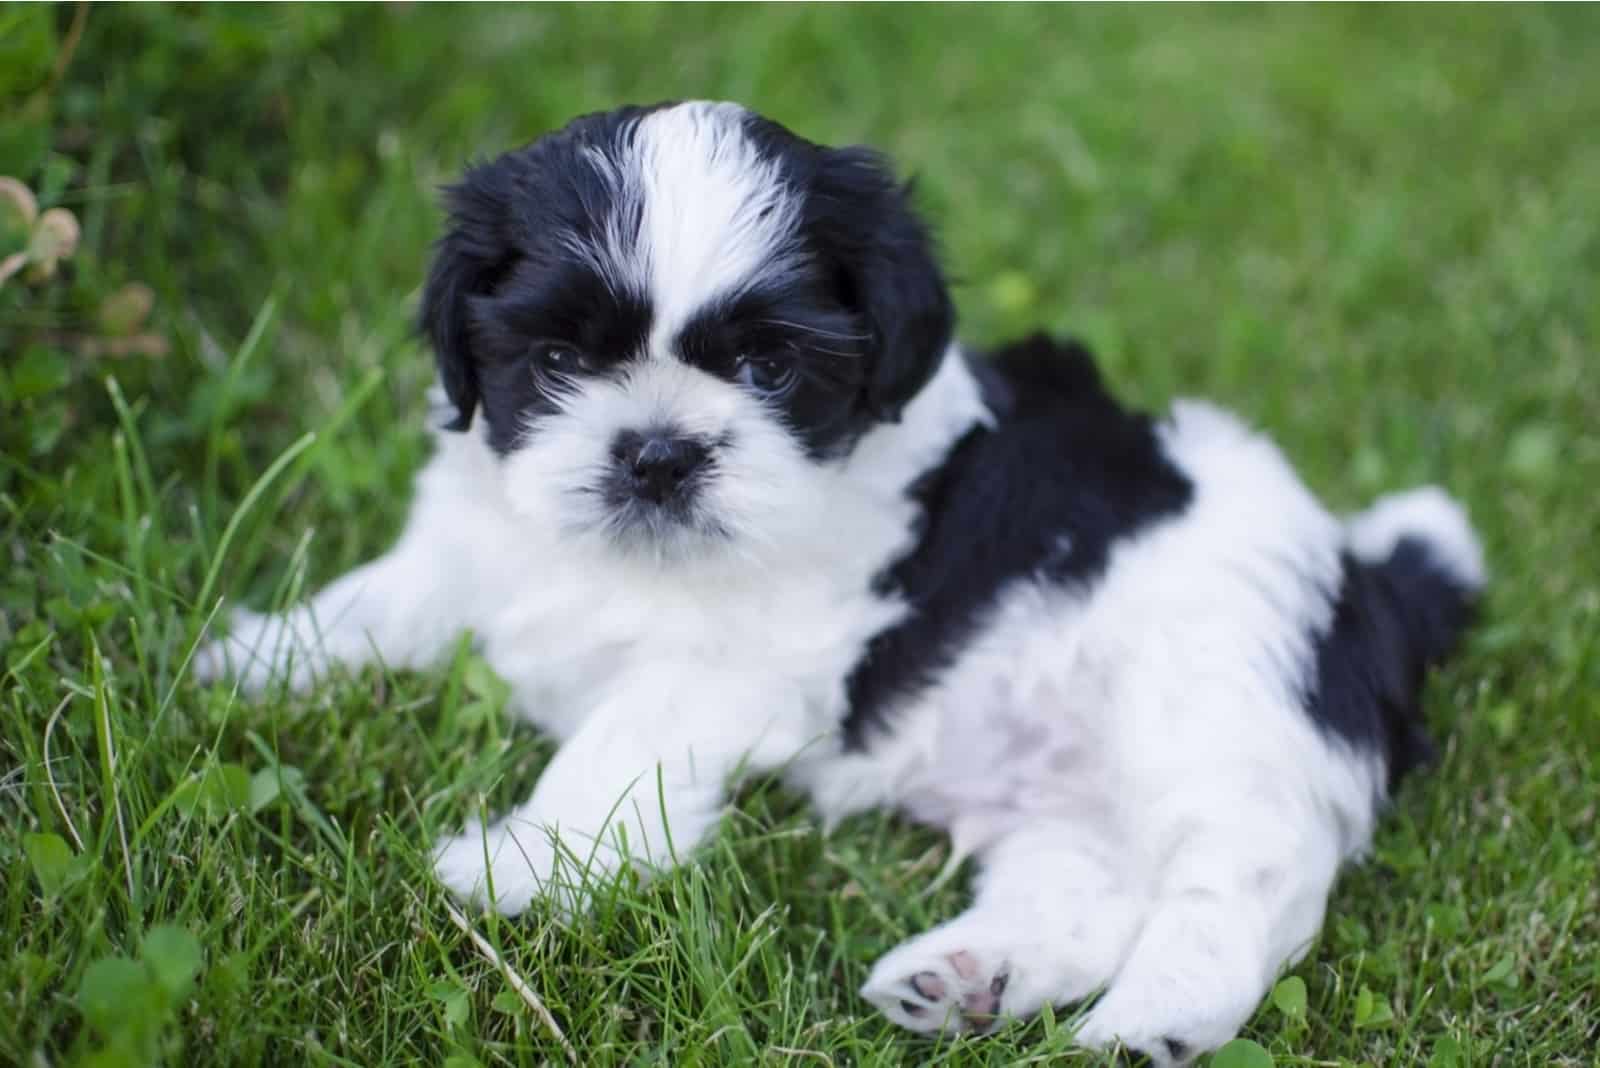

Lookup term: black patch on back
[842,334,1193,747]
[1305,538,1477,788]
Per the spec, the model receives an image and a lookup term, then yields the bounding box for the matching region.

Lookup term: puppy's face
[420,102,952,560]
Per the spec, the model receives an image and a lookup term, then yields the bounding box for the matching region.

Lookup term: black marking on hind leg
[1163,1036,1191,1061]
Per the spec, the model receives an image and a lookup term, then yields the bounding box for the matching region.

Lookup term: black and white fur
[196,102,1484,1064]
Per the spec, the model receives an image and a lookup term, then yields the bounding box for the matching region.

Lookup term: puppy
[197,101,1483,1063]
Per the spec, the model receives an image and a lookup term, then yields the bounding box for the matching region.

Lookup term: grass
[4,5,1599,1066]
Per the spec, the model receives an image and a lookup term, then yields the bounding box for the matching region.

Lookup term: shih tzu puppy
[197,101,1483,1064]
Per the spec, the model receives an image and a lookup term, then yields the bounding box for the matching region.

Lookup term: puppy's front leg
[195,447,504,693]
[434,669,802,916]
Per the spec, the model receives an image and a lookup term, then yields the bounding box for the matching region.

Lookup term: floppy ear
[418,167,515,432]
[811,146,954,422]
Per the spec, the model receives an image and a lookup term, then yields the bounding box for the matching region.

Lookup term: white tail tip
[1347,486,1486,591]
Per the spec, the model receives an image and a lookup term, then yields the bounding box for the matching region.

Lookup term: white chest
[474,543,907,745]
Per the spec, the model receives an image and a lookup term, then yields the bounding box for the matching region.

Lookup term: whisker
[752,318,872,342]
[800,345,866,359]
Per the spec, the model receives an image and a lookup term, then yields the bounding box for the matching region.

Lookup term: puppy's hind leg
[861,821,1145,1035]
[1074,805,1343,1066]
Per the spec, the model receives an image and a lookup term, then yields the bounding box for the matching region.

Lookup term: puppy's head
[419,101,952,560]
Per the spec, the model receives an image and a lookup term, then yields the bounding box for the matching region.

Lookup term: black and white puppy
[197,101,1484,1064]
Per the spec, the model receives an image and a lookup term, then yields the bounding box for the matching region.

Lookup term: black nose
[614,432,709,503]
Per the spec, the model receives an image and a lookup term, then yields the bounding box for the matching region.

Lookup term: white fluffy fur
[839,400,1390,1057]
[577,100,804,348]
[195,102,1482,1065]
[1347,485,1486,589]
[198,346,986,910]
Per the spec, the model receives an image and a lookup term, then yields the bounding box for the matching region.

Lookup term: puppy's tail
[1327,487,1484,785]
[1346,486,1485,664]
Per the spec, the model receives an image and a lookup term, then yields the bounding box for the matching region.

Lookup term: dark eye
[735,355,795,394]
[531,341,594,375]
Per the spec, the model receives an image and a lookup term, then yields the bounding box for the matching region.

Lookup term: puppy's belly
[797,493,1374,866]
[889,593,1119,848]
[795,579,1115,844]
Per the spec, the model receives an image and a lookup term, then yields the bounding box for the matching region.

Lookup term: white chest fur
[450,347,991,747]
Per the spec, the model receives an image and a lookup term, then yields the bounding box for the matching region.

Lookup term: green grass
[4,5,1599,1066]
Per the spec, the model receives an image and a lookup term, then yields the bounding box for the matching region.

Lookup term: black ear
[418,167,516,432]
[812,146,954,422]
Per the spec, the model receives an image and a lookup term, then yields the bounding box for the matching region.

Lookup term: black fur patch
[1305,538,1478,787]
[842,334,1193,746]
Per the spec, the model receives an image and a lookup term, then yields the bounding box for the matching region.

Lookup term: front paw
[433,819,586,918]
[193,609,322,695]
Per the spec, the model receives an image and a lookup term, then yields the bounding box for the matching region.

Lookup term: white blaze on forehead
[589,102,804,352]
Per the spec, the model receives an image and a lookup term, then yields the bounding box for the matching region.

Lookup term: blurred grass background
[3,5,1598,1066]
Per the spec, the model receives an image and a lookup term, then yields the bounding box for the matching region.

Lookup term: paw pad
[863,947,1013,1035]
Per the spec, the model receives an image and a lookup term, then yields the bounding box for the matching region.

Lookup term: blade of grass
[195,430,316,618]
[203,292,280,508]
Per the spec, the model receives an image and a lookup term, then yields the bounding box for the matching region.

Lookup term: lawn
[3,5,1598,1066]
